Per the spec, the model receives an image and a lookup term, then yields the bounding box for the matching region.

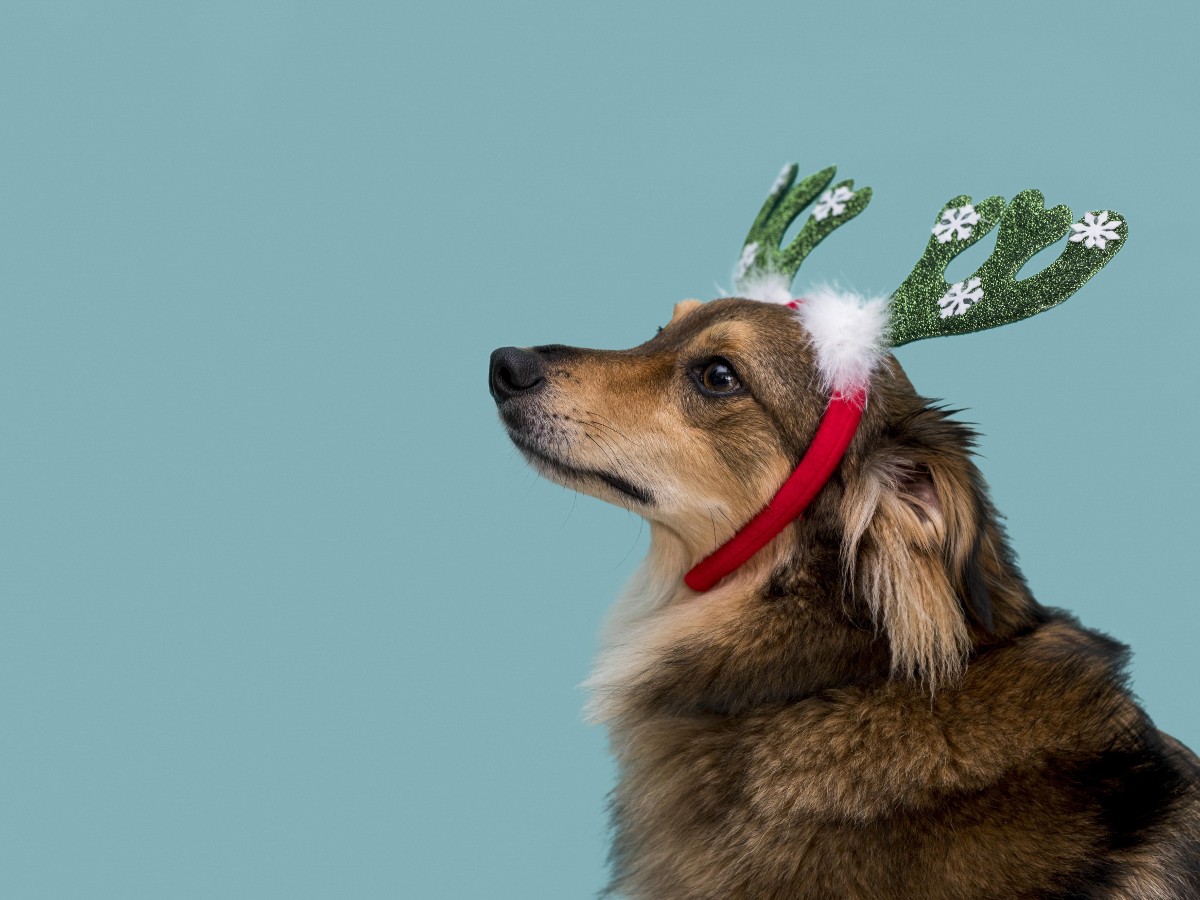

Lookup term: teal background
[1,2,1196,897]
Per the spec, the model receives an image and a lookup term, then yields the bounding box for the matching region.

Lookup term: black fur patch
[959,489,994,633]
[1044,736,1194,896]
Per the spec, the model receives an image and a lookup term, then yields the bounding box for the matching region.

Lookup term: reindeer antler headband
[685,164,1126,592]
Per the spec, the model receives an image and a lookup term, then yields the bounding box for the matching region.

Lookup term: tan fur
[669,298,703,323]
[840,451,971,687]
[492,298,1200,898]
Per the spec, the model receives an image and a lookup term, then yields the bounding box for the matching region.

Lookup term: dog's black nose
[489,346,546,402]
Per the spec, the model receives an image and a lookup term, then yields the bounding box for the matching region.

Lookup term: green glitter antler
[735,163,872,292]
[888,190,1127,347]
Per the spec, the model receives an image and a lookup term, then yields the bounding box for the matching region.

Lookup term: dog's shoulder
[961,608,1197,816]
[960,606,1139,739]
[953,609,1200,898]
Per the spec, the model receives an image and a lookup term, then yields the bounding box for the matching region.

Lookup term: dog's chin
[507,431,654,508]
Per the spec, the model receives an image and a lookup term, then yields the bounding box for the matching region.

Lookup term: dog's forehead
[648,298,808,354]
[652,300,792,340]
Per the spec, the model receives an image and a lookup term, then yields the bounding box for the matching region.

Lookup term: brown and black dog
[490,297,1200,899]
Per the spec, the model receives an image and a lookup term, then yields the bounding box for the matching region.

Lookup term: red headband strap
[684,389,865,592]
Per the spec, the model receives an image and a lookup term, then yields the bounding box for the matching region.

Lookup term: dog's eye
[695,359,742,396]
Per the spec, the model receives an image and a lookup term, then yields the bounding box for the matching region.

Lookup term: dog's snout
[489,346,546,402]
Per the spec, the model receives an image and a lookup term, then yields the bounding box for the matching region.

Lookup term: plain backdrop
[1,2,1197,897]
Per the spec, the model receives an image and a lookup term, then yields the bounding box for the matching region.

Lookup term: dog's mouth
[508,431,655,507]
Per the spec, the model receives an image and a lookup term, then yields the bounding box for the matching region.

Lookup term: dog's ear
[669,299,703,324]
[840,412,992,688]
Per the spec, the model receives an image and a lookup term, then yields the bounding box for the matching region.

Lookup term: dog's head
[490,295,1023,703]
[491,298,824,546]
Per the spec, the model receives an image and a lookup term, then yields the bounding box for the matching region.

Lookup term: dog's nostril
[489,346,546,402]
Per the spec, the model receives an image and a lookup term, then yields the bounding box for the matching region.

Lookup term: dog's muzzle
[489,346,545,403]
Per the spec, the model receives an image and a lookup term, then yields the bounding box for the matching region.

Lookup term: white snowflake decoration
[932,204,980,243]
[1069,211,1123,250]
[770,165,791,195]
[812,186,854,221]
[735,242,759,282]
[938,277,984,318]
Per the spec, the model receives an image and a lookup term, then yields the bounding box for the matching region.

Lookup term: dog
[489,296,1200,898]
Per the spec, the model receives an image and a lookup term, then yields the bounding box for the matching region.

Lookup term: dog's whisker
[584,416,634,442]
[582,419,628,441]
[560,489,578,527]
[585,411,630,437]
[575,415,641,450]
[584,432,625,476]
[614,517,645,571]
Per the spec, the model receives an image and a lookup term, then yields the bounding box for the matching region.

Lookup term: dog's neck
[586,496,1042,729]
[584,521,885,726]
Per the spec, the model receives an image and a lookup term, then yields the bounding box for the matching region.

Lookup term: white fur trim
[732,276,889,393]
[734,271,794,305]
[794,287,889,393]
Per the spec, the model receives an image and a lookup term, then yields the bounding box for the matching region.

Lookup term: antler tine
[980,192,1126,332]
[888,195,1005,345]
[890,191,1126,347]
[735,164,873,293]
